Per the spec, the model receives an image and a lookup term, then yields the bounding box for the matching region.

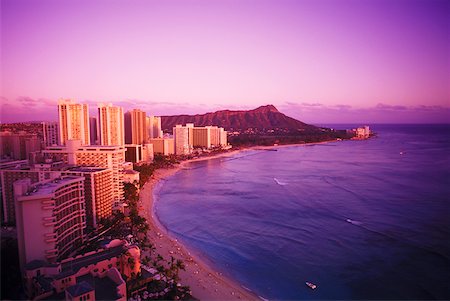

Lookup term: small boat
[305,281,317,290]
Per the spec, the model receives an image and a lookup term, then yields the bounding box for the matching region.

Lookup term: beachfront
[137,142,340,300]
[138,151,260,301]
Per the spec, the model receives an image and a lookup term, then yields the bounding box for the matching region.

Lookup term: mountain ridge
[161,105,316,131]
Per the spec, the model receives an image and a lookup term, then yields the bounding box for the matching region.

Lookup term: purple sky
[1,0,449,123]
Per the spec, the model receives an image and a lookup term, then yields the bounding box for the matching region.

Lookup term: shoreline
[138,140,341,300]
[139,149,261,301]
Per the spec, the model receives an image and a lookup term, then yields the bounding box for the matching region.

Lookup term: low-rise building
[123,170,140,186]
[24,240,141,300]
[354,125,371,139]
[148,138,174,156]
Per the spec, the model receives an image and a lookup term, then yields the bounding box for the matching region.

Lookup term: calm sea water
[155,124,450,300]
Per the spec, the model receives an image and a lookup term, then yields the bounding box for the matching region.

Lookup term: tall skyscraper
[98,103,124,146]
[147,116,163,139]
[57,99,90,146]
[89,117,98,145]
[42,122,59,146]
[173,124,193,155]
[124,109,147,144]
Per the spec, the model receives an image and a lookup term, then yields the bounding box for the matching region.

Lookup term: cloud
[16,96,55,107]
[279,101,450,124]
[375,103,407,111]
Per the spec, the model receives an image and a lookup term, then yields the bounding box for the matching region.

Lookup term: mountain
[161,105,317,131]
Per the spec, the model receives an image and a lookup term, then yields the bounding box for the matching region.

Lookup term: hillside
[161,105,317,131]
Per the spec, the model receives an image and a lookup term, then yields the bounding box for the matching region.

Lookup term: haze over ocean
[155,124,450,300]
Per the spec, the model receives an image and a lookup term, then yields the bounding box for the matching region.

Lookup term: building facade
[1,169,40,224]
[0,132,41,160]
[148,138,174,156]
[192,127,211,149]
[89,117,98,145]
[124,109,147,145]
[98,103,125,146]
[62,167,113,229]
[173,124,193,156]
[147,116,162,139]
[58,99,90,146]
[24,240,139,300]
[14,176,87,269]
[43,140,126,202]
[42,122,59,146]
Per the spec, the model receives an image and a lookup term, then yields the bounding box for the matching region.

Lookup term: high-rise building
[89,117,98,145]
[1,169,41,224]
[124,144,154,164]
[173,125,192,155]
[42,122,59,146]
[43,140,125,202]
[14,176,86,268]
[208,126,227,147]
[58,99,90,146]
[124,109,147,144]
[172,123,227,155]
[220,128,228,146]
[192,127,211,149]
[147,116,163,139]
[62,167,113,229]
[0,132,41,160]
[25,137,41,156]
[98,103,124,146]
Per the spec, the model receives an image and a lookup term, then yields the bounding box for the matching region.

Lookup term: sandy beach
[139,150,261,301]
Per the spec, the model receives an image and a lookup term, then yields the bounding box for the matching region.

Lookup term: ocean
[154,124,450,300]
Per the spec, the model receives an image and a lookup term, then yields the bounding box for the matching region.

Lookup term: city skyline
[1,0,449,124]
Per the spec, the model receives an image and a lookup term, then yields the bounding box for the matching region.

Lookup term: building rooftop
[77,273,122,300]
[66,281,94,297]
[67,166,108,173]
[123,170,139,175]
[59,245,126,278]
[19,176,84,199]
[41,291,65,301]
[25,260,59,270]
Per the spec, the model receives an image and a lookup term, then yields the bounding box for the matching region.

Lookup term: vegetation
[96,154,192,300]
[134,154,178,187]
[229,129,354,146]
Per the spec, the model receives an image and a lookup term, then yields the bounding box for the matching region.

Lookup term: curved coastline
[139,150,261,301]
[139,140,341,300]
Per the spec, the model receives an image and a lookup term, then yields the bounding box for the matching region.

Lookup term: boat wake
[274,178,288,186]
[346,218,363,226]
